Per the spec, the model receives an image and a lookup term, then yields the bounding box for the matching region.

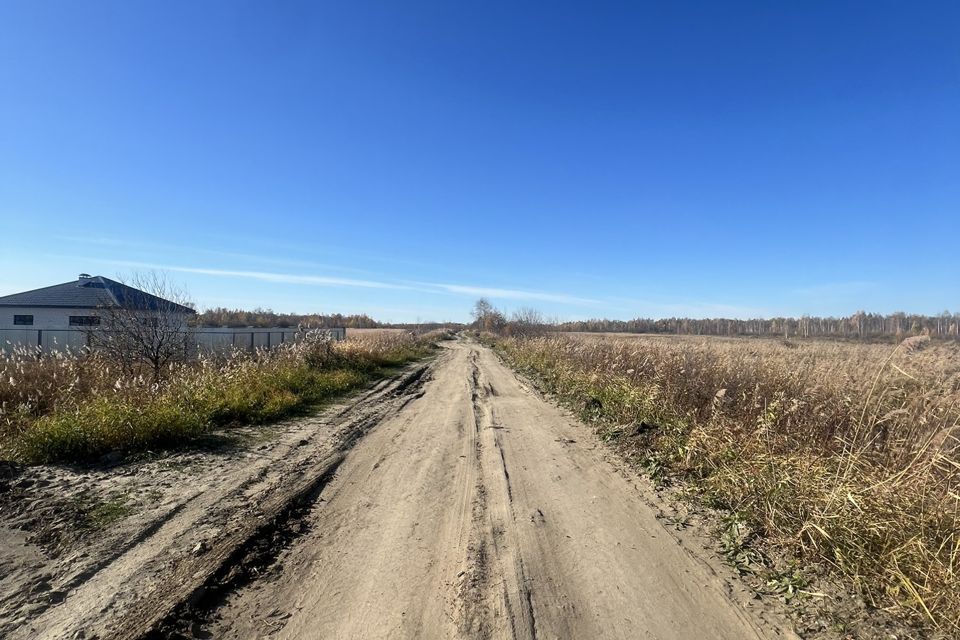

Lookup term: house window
[13,315,34,325]
[69,315,101,326]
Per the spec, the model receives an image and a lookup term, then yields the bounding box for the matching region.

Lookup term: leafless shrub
[88,273,196,382]
[506,307,546,337]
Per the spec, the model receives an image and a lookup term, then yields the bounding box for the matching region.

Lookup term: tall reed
[1,331,435,463]
[497,333,960,631]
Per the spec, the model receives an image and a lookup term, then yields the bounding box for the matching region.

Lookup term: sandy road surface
[2,361,432,640]
[207,340,796,640]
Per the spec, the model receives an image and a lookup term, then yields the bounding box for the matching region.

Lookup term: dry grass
[496,332,960,631]
[0,331,435,464]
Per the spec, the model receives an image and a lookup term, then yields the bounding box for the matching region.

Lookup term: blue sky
[1,1,957,322]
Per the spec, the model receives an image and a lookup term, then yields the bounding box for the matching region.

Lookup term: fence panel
[0,328,39,351]
[1,327,345,355]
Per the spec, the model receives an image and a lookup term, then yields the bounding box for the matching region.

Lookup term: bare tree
[471,298,507,334]
[88,273,196,382]
[507,307,546,337]
[471,298,494,328]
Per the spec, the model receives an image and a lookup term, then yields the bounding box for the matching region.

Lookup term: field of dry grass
[496,332,960,633]
[0,331,439,464]
[345,327,410,337]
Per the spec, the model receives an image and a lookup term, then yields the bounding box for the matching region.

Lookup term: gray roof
[0,276,196,314]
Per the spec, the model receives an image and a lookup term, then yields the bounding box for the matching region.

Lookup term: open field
[345,327,411,337]
[495,332,960,634]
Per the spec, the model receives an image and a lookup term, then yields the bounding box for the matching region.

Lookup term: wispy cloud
[74,257,598,306]
[54,236,600,308]
[90,260,414,290]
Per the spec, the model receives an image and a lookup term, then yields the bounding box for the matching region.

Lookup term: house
[0,275,344,354]
[0,274,196,351]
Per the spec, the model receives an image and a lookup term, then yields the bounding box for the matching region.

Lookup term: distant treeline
[199,305,960,339]
[388,322,466,332]
[556,311,960,339]
[198,308,381,329]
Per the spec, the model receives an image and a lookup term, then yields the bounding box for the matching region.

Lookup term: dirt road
[206,340,795,640]
[2,338,797,639]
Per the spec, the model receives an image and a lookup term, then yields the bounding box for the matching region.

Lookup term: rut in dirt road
[205,339,797,640]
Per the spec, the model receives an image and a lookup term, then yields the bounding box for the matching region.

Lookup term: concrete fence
[0,327,346,355]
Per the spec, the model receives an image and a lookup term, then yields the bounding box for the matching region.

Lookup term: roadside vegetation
[491,331,960,632]
[0,330,443,464]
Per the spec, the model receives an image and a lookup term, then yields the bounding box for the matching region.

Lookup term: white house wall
[0,307,100,330]
[0,307,98,352]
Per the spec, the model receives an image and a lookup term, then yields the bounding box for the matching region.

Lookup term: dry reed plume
[497,332,960,632]
[1,330,437,463]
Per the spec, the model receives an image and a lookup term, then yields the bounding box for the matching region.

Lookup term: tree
[507,307,546,337]
[196,308,379,329]
[471,298,508,334]
[471,298,494,328]
[89,272,195,382]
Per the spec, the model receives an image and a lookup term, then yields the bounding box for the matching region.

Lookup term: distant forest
[556,311,960,339]
[198,306,960,340]
[197,308,381,329]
